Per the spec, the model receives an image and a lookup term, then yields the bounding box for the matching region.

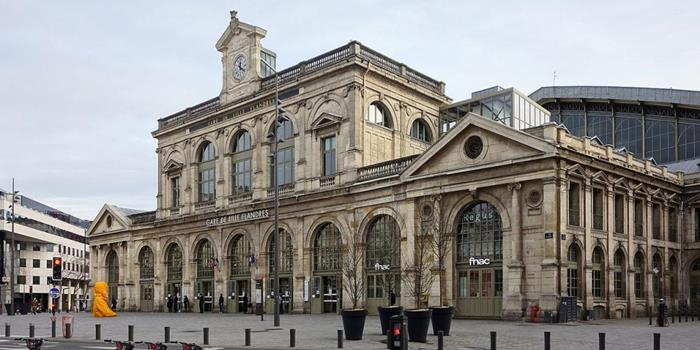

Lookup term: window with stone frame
[366,102,392,128]
[166,244,183,282]
[568,182,581,226]
[229,235,251,277]
[268,229,293,273]
[231,130,253,195]
[668,207,678,242]
[634,252,645,298]
[321,136,337,177]
[614,249,625,298]
[196,239,215,279]
[170,176,181,207]
[592,247,604,298]
[614,193,625,234]
[410,119,432,143]
[634,198,644,237]
[139,246,154,280]
[652,203,661,239]
[197,142,216,202]
[270,118,295,187]
[313,223,341,272]
[592,188,604,230]
[567,244,581,298]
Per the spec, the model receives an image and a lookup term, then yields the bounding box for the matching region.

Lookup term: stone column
[583,180,593,313]
[646,196,654,308]
[606,186,616,318]
[627,190,636,318]
[540,178,559,312]
[504,182,523,320]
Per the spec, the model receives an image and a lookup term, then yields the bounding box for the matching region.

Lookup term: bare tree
[401,210,436,309]
[427,197,452,307]
[342,220,365,309]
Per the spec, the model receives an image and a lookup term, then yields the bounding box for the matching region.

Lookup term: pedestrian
[657,298,668,327]
[242,294,248,314]
[183,295,189,313]
[198,293,204,313]
[167,294,173,313]
[219,294,225,313]
[174,294,180,313]
[31,298,39,315]
[111,297,117,311]
[389,290,396,306]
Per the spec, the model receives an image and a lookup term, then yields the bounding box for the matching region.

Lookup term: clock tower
[216,11,274,105]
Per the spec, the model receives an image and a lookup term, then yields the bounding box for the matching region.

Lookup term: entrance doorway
[456,268,503,317]
[140,283,154,312]
[229,279,250,313]
[691,259,700,307]
[106,250,119,308]
[266,277,293,314]
[311,275,340,313]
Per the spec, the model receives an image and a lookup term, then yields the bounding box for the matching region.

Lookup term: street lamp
[4,178,19,316]
[261,58,287,327]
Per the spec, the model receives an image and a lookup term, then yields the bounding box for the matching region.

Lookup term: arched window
[139,246,154,280]
[271,118,295,187]
[313,223,341,272]
[232,131,252,195]
[107,250,119,284]
[614,249,626,298]
[652,254,663,298]
[196,240,215,279]
[198,142,216,202]
[634,252,645,298]
[229,235,251,277]
[166,244,183,282]
[366,102,392,128]
[592,247,604,298]
[567,244,581,298]
[268,230,293,273]
[669,257,678,298]
[410,119,432,143]
[365,215,400,299]
[456,201,503,263]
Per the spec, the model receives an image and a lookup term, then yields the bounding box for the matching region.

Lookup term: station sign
[205,209,271,227]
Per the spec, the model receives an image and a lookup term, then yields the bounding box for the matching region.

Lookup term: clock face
[233,55,248,81]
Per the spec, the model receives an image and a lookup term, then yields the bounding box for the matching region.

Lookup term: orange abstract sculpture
[93,281,117,317]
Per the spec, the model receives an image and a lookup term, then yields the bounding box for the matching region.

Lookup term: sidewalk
[1,312,698,349]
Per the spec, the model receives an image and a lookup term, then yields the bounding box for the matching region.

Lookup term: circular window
[421,204,433,218]
[527,190,542,206]
[465,136,484,159]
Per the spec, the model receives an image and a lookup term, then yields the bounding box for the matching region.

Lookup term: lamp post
[261,58,283,327]
[7,178,19,316]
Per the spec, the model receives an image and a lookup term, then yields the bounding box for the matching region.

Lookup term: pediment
[162,159,184,174]
[401,113,557,180]
[215,11,267,52]
[86,205,130,236]
[311,113,343,131]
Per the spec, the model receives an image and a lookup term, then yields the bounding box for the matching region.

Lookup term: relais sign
[205,209,271,227]
[468,257,491,266]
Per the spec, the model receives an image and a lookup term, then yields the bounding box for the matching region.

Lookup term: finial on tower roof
[230,10,238,20]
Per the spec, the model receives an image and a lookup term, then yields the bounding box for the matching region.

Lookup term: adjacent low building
[87,12,700,319]
[1,189,90,313]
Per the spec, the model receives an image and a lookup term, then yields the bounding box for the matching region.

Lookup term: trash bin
[61,315,74,338]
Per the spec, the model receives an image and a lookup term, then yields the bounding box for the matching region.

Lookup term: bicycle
[136,341,168,350]
[168,341,203,350]
[104,339,136,350]
[14,337,44,350]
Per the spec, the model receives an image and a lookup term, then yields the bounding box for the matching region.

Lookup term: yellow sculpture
[92,281,117,317]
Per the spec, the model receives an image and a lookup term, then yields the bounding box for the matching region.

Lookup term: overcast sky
[1,0,699,221]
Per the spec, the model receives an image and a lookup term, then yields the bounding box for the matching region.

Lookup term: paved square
[1,312,698,349]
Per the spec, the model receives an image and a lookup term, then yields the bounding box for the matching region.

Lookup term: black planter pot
[341,309,368,340]
[405,308,432,343]
[430,306,454,336]
[378,305,403,335]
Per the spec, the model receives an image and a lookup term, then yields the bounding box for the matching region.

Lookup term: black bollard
[544,331,551,350]
[65,323,71,339]
[51,319,56,338]
[29,323,34,338]
[438,330,444,350]
[337,329,343,349]
[290,329,295,348]
[491,331,496,350]
[128,325,134,342]
[653,333,660,350]
[164,326,170,343]
[599,333,605,350]
[203,327,209,345]
[245,328,251,346]
[4,323,9,337]
[95,324,101,340]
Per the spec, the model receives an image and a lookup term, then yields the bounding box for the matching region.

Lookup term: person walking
[174,294,180,313]
[198,293,204,313]
[183,295,189,313]
[242,293,248,314]
[657,298,668,327]
[167,294,173,313]
[389,290,396,306]
[219,294,225,313]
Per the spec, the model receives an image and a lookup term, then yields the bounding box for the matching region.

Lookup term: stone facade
[87,12,700,320]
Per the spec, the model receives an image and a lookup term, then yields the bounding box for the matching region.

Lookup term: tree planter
[341,309,368,340]
[405,308,432,343]
[378,305,403,335]
[430,306,454,335]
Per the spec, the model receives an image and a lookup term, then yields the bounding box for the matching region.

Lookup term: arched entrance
[195,239,215,312]
[455,201,503,318]
[106,250,119,309]
[228,235,251,313]
[138,246,155,311]
[365,215,401,313]
[165,244,183,304]
[266,229,294,314]
[690,259,700,306]
[311,223,341,314]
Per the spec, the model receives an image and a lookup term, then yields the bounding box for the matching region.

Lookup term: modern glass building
[440,86,550,133]
[530,86,700,164]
